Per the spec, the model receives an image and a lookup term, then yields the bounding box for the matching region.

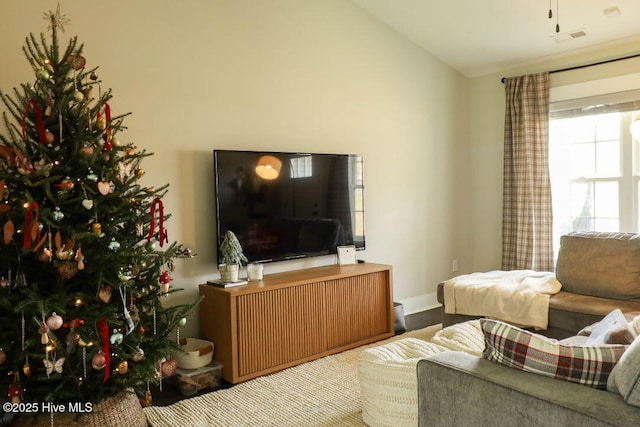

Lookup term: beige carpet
[144,325,441,427]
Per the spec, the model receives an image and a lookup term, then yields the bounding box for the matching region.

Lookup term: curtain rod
[500,52,640,83]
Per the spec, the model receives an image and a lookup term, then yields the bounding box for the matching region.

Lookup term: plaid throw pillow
[481,319,628,389]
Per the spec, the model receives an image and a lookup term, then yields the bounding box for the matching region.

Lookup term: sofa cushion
[555,232,640,300]
[481,319,628,389]
[607,336,640,407]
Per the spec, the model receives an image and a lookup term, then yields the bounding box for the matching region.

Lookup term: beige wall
[0,0,468,337]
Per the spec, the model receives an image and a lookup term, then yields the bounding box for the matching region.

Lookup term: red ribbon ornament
[21,100,47,144]
[22,202,39,249]
[147,198,166,247]
[97,103,112,143]
[98,317,111,383]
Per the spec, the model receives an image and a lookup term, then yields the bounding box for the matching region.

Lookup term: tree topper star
[44,4,70,33]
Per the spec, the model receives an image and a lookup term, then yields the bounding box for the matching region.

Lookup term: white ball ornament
[46,312,64,330]
[73,90,85,102]
[177,317,187,327]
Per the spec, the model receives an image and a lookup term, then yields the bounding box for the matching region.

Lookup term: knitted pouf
[430,319,485,356]
[358,337,448,427]
[15,390,146,427]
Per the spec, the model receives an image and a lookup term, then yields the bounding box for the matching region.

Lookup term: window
[549,90,640,256]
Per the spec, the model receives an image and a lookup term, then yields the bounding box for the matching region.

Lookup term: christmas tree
[0,5,197,411]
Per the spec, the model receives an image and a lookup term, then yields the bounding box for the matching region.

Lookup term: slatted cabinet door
[236,282,326,378]
[325,271,390,349]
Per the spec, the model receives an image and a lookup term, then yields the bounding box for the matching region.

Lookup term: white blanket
[443,270,562,330]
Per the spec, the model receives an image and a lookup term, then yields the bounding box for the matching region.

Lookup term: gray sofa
[417,352,639,427]
[437,232,640,338]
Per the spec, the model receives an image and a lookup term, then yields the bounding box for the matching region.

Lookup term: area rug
[144,324,441,427]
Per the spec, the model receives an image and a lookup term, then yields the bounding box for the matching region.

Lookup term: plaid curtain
[502,72,554,272]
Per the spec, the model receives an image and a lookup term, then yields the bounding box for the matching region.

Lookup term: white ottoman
[358,338,448,427]
[358,320,486,427]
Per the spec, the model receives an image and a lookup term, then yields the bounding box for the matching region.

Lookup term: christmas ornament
[14,272,28,288]
[159,271,170,285]
[0,349,5,365]
[65,54,86,70]
[90,71,98,80]
[86,171,98,181]
[132,347,144,362]
[148,198,166,247]
[103,140,113,151]
[58,262,78,279]
[126,146,137,156]
[2,220,14,246]
[135,168,145,179]
[80,145,94,156]
[97,181,113,195]
[0,276,10,288]
[46,312,63,330]
[116,360,128,374]
[52,207,64,221]
[75,247,85,270]
[73,90,84,102]
[23,362,31,377]
[39,322,49,344]
[161,359,177,377]
[21,100,47,144]
[55,177,74,190]
[112,136,120,146]
[108,238,121,251]
[45,130,55,144]
[8,384,21,404]
[119,286,135,335]
[83,87,93,101]
[110,330,123,345]
[145,241,156,251]
[92,352,106,370]
[43,357,65,376]
[91,222,102,235]
[177,317,187,327]
[22,201,40,248]
[81,199,93,210]
[36,68,50,81]
[38,247,53,262]
[98,284,112,304]
[97,116,107,130]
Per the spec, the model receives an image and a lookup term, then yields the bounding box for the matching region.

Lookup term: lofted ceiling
[350,0,640,78]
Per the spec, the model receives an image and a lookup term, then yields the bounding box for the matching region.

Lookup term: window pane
[565,116,595,143]
[594,181,618,218]
[570,182,592,218]
[570,143,595,178]
[594,218,619,232]
[595,113,620,141]
[595,140,620,177]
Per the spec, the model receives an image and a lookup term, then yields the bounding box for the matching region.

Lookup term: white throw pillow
[607,335,640,407]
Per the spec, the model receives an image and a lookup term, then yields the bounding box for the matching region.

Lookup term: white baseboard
[396,292,440,315]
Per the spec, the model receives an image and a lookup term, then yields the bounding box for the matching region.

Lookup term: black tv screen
[213,150,365,263]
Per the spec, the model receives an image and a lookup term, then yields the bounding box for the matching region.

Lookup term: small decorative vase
[219,263,239,282]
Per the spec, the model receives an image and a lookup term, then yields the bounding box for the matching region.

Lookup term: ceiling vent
[552,28,588,43]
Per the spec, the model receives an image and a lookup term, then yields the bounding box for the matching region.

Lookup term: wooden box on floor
[199,263,394,384]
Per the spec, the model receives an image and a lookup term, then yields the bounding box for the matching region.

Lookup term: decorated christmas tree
[0,5,197,414]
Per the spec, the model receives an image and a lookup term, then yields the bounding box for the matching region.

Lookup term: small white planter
[219,263,239,282]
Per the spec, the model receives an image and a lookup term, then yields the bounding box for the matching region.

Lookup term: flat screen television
[213,150,365,263]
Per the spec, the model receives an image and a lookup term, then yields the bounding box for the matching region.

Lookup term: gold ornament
[116,360,128,374]
[91,223,102,235]
[135,168,145,179]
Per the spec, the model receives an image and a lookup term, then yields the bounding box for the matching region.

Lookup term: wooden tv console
[199,263,394,384]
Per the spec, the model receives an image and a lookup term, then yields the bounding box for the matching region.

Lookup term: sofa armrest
[417,352,638,427]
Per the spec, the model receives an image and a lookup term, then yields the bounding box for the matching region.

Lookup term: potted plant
[219,230,248,282]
